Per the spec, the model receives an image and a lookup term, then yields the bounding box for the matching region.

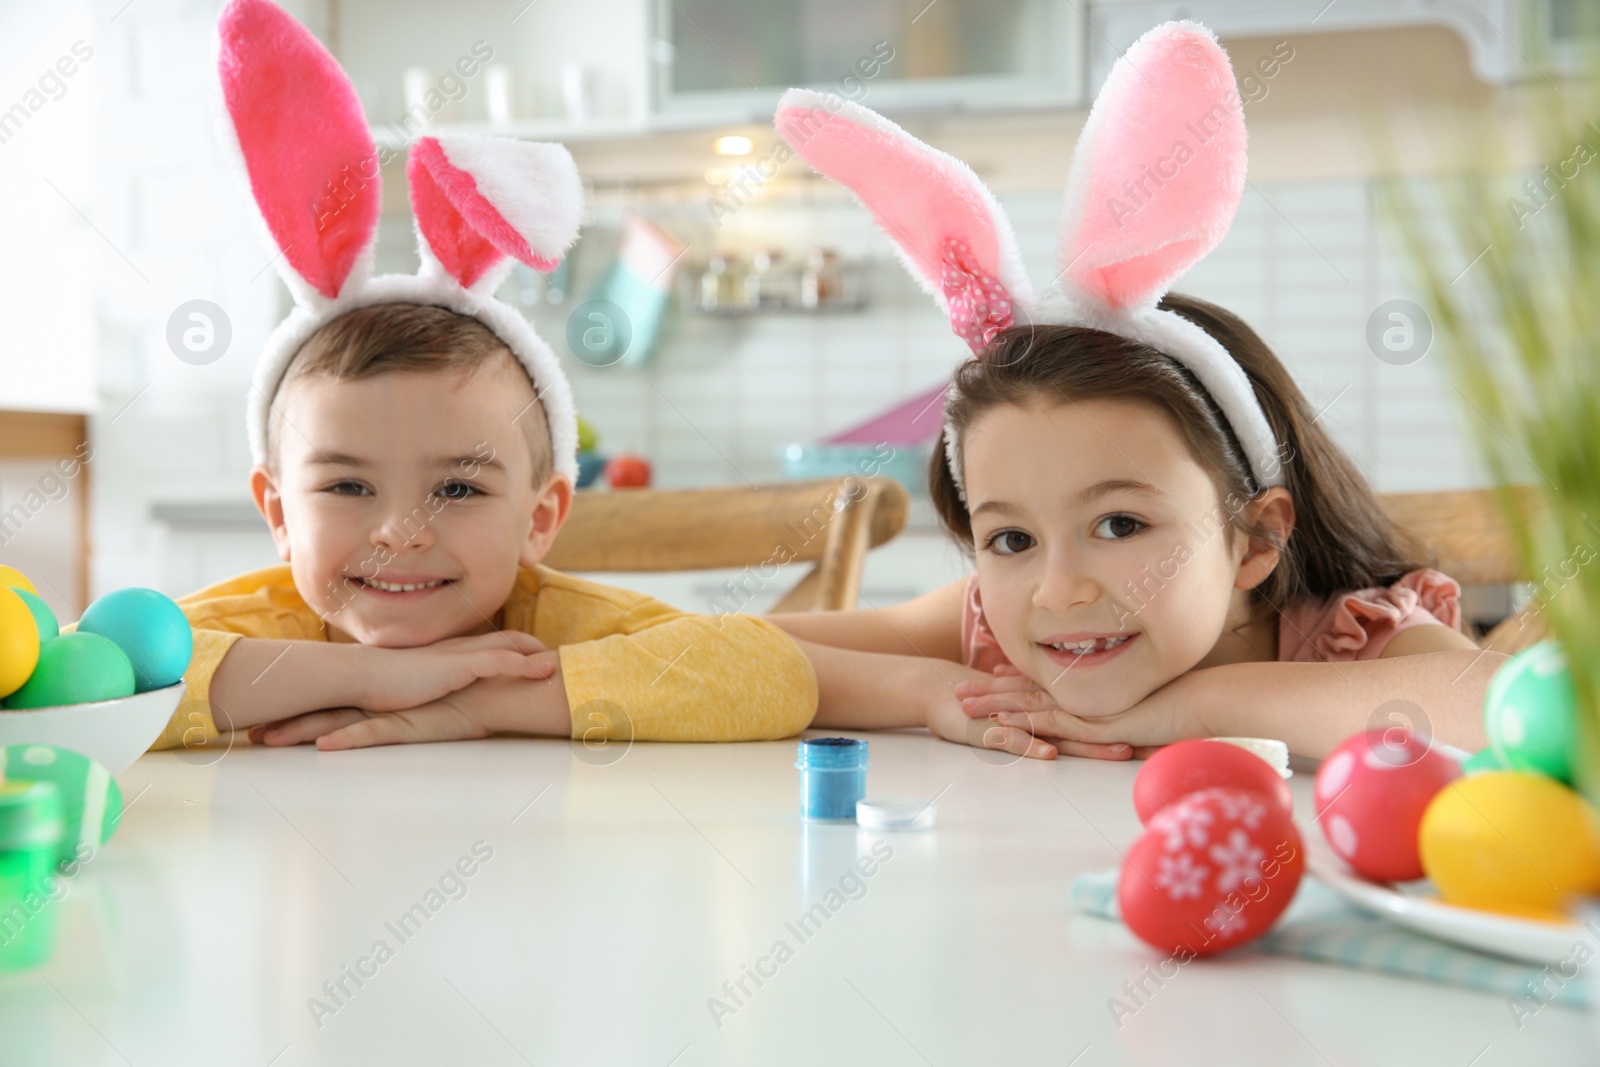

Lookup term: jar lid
[794,736,870,770]
[0,781,65,851]
[856,797,937,832]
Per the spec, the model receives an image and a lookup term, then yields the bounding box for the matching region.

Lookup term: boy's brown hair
[267,303,552,484]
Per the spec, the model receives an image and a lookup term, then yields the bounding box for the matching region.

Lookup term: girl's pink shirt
[958,568,1464,672]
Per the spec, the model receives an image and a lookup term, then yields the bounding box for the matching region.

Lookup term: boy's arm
[262,610,817,750]
[142,632,372,750]
[156,629,553,751]
[207,637,371,732]
[557,609,817,742]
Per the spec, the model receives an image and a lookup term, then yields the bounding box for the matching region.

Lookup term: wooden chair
[542,476,910,611]
[1378,487,1547,653]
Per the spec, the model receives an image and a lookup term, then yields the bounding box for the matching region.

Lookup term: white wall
[0,2,99,415]
[550,180,1480,492]
[68,0,1489,605]
[81,0,299,604]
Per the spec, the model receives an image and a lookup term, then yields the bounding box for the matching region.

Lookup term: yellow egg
[0,565,36,595]
[0,587,41,699]
[1420,771,1600,917]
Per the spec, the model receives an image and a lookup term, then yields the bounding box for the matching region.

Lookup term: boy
[168,0,815,754]
[157,304,817,752]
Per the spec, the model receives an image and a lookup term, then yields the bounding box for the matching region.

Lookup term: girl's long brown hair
[929,293,1429,617]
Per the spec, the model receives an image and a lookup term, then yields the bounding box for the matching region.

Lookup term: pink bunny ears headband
[774,21,1284,500]
[217,0,583,481]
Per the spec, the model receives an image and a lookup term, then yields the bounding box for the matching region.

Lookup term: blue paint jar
[795,737,869,821]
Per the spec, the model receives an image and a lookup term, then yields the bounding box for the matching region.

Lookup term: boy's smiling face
[250,350,571,647]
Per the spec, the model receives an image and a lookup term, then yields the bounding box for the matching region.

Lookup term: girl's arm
[796,637,1131,761]
[966,642,1501,760]
[771,579,1133,760]
[1172,647,1496,758]
[766,576,968,661]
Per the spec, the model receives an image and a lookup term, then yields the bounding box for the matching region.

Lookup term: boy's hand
[251,655,571,750]
[954,664,1177,757]
[356,632,555,712]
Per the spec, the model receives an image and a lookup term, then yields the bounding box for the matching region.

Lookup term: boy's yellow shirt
[133,564,817,751]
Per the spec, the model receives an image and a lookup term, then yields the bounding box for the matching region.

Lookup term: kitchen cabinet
[333,0,1553,157]
[1086,0,1522,88]
[653,0,1087,119]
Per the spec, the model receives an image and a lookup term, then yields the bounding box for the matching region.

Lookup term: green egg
[11,589,58,645]
[3,744,123,868]
[1484,640,1577,783]
[4,632,136,709]
[1463,746,1506,775]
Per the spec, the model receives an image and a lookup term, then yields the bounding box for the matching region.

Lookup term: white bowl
[0,680,187,775]
[1305,833,1584,967]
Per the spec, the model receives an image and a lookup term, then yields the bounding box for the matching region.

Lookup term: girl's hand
[251,663,570,750]
[925,670,1137,763]
[954,665,1184,756]
[355,632,555,712]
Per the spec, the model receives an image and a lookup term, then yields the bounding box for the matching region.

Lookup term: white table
[3,730,1593,1066]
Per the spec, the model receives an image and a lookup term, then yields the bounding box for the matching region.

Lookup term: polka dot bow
[940,237,1014,357]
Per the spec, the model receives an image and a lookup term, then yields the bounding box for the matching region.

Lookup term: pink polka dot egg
[1314,728,1462,882]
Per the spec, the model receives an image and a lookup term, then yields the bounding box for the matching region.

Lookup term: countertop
[1,729,1592,1066]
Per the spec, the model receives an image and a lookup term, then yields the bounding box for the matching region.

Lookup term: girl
[766,22,1499,761]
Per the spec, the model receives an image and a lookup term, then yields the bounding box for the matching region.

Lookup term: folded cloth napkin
[1071,869,1594,1012]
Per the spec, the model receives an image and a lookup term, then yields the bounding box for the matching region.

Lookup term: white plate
[0,680,187,775]
[1305,836,1586,966]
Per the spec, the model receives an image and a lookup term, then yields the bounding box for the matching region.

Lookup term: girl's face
[962,397,1268,717]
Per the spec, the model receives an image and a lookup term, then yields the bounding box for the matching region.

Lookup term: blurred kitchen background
[0,0,1589,623]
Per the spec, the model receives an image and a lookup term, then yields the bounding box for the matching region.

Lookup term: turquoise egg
[2,745,123,868]
[1484,640,1577,783]
[78,588,192,694]
[4,633,136,709]
[12,589,58,644]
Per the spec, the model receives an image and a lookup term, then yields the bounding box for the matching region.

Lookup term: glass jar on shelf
[745,249,796,311]
[800,247,844,310]
[698,253,746,313]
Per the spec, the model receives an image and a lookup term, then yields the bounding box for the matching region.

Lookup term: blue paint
[795,737,869,821]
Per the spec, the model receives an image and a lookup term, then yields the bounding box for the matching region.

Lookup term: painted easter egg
[576,414,599,453]
[1133,738,1293,825]
[2,744,123,868]
[1462,747,1505,775]
[0,587,41,701]
[78,588,193,694]
[12,589,58,645]
[1313,728,1460,882]
[1420,771,1600,919]
[4,633,136,709]
[1484,640,1577,783]
[1118,787,1305,958]
[2,742,121,870]
[0,565,37,595]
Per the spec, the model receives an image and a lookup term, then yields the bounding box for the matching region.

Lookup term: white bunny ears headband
[774,21,1284,500]
[217,0,583,482]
